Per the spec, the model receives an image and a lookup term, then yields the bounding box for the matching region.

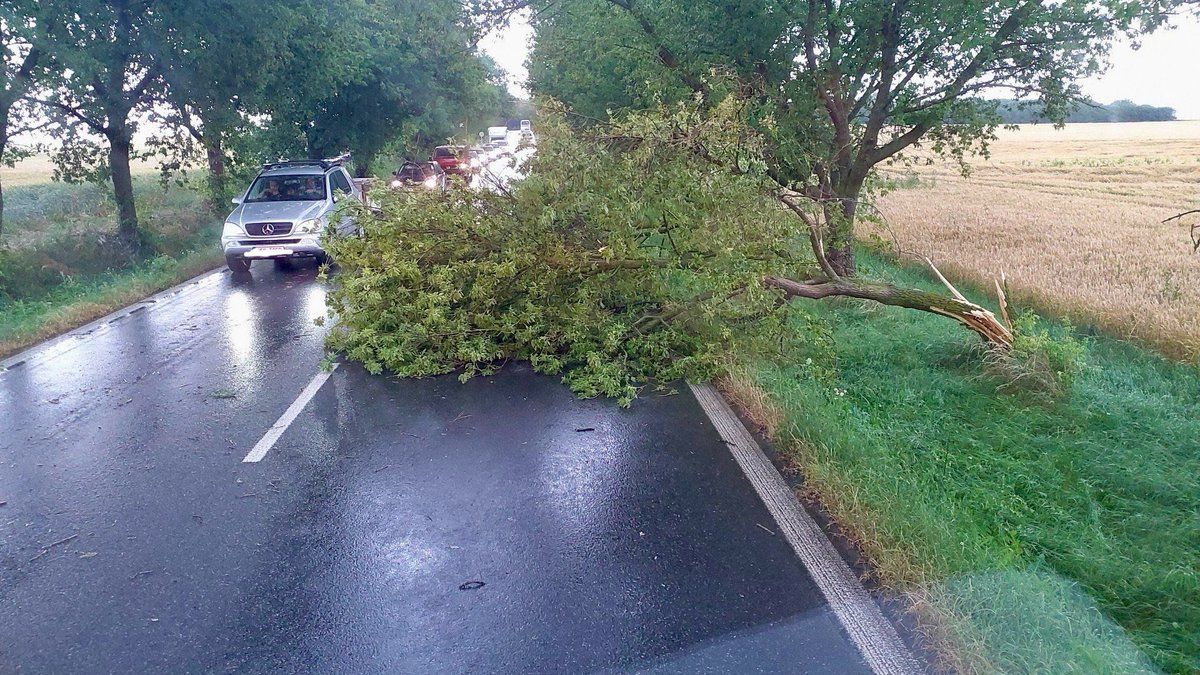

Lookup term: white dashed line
[689,382,921,675]
[242,364,339,463]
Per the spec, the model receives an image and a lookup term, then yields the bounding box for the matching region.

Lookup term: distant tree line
[990,98,1177,123]
[0,0,517,252]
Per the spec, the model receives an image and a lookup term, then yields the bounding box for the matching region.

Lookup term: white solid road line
[689,383,922,675]
[242,363,339,463]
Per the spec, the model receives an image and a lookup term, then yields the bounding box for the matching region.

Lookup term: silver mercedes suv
[221,156,362,273]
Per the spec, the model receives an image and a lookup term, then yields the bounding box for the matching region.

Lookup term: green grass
[740,252,1198,674]
[0,241,222,358]
[0,173,223,357]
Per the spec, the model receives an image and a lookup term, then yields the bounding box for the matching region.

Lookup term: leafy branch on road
[323,103,825,404]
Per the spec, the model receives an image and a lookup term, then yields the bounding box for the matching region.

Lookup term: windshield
[395,164,425,181]
[244,174,326,202]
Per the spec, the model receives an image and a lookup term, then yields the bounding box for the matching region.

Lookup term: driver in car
[260,179,282,200]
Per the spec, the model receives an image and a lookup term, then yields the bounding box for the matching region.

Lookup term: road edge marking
[688,382,921,675]
[0,266,227,372]
[243,364,339,463]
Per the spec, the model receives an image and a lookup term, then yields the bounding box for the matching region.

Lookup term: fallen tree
[324,100,1038,402]
[595,96,1016,349]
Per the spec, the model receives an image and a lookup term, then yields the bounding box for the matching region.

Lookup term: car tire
[314,252,330,268]
[226,255,251,274]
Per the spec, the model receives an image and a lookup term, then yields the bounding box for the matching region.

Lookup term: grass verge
[725,251,1198,674]
[0,243,222,360]
[0,169,221,360]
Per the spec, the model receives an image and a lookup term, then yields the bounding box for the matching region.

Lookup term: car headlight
[423,176,438,188]
[222,221,243,237]
[295,218,323,234]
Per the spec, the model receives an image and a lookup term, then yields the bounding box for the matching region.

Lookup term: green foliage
[994,312,1087,394]
[751,252,1200,674]
[324,101,818,404]
[528,2,691,121]
[254,0,508,174]
[526,0,1162,264]
[0,177,212,301]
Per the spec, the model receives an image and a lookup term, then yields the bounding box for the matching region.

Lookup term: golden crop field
[877,120,1200,359]
[1,154,158,187]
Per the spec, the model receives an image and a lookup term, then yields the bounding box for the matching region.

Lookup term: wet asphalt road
[0,262,871,673]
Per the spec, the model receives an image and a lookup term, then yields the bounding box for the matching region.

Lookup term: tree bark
[0,166,5,239]
[203,135,228,215]
[355,152,372,178]
[764,275,1012,348]
[820,171,867,277]
[107,133,141,256]
[0,131,7,238]
[0,109,10,237]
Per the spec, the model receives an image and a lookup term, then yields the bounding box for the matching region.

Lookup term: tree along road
[0,262,906,673]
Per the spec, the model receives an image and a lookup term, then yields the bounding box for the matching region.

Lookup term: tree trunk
[0,116,9,238]
[823,174,865,277]
[305,128,328,160]
[764,275,1012,348]
[822,206,856,276]
[203,135,228,215]
[108,133,141,256]
[355,152,372,179]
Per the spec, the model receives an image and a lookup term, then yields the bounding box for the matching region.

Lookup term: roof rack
[261,152,352,172]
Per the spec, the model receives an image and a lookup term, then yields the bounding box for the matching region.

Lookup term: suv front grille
[245,222,294,236]
[238,238,300,246]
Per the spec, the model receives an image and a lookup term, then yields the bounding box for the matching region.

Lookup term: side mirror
[231,196,243,204]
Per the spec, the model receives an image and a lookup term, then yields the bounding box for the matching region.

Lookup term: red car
[432,145,470,175]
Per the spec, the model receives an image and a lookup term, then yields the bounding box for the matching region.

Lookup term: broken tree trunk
[773,191,1013,350]
[764,274,1013,348]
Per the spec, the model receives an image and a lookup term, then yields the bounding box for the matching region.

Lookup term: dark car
[390,161,447,191]
[432,145,469,175]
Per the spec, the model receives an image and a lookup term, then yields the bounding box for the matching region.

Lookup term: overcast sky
[483,12,1200,120]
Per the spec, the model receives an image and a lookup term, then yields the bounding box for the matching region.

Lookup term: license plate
[245,246,292,258]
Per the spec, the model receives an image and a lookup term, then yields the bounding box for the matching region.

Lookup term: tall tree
[155,0,373,201]
[153,0,285,212]
[261,0,505,176]
[36,0,176,255]
[531,0,1161,274]
[520,0,1165,341]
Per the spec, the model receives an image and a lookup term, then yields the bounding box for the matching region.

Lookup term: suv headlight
[295,218,323,234]
[222,221,243,237]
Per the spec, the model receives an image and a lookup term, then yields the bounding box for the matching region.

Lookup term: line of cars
[221,123,532,274]
[388,144,485,191]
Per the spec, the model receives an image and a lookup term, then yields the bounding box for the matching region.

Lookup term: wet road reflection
[0,259,873,673]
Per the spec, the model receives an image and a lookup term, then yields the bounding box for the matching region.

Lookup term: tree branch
[764,275,1012,347]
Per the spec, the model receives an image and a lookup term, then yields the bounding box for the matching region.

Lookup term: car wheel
[314,252,330,268]
[226,255,251,274]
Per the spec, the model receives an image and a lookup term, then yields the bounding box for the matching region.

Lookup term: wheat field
[1,154,159,187]
[877,121,1200,359]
